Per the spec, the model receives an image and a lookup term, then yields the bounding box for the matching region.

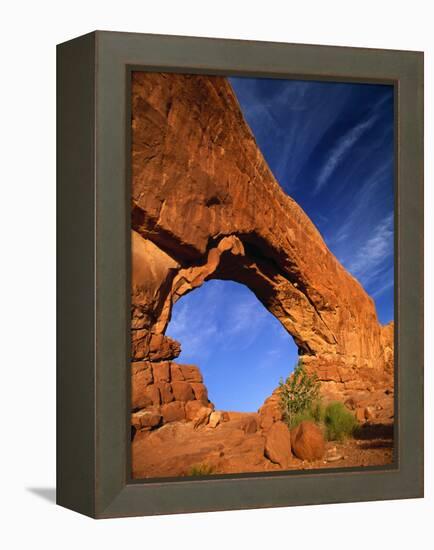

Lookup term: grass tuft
[323,401,358,442]
[187,463,215,476]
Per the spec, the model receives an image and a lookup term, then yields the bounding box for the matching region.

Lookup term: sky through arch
[166,280,299,412]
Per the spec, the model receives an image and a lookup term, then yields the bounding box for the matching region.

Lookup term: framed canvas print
[57,31,424,518]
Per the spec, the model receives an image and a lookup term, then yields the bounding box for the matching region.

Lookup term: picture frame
[57,30,424,518]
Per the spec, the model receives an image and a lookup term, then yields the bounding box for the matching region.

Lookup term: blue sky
[167,280,298,412]
[166,77,394,412]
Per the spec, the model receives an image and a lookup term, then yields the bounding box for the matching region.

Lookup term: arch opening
[165,279,299,412]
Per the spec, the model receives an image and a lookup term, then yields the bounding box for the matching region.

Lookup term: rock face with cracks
[130,72,394,477]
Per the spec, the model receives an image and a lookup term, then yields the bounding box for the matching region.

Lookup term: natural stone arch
[155,234,334,357]
[130,71,394,405]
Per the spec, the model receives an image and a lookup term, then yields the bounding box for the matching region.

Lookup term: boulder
[131,361,153,383]
[135,385,160,409]
[161,401,185,423]
[208,411,223,428]
[131,331,181,362]
[152,361,171,382]
[171,381,195,402]
[156,382,174,404]
[190,382,209,403]
[179,365,203,383]
[170,363,185,381]
[291,421,325,461]
[131,363,154,410]
[149,334,181,361]
[131,410,162,430]
[264,421,292,469]
[235,414,259,434]
[259,395,283,431]
[185,400,206,421]
[192,406,212,429]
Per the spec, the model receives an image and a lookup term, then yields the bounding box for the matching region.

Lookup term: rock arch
[131,71,394,423]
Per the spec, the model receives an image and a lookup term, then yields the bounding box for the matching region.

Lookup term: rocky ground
[131,361,394,479]
[131,411,394,479]
[293,423,394,471]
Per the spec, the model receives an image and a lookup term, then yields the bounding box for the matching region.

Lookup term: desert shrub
[286,408,316,429]
[188,463,215,476]
[324,401,358,441]
[282,401,326,430]
[279,360,321,429]
[279,362,359,439]
[311,400,326,424]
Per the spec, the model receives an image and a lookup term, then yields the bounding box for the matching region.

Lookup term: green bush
[187,463,215,477]
[279,361,359,440]
[323,402,358,441]
[286,408,316,429]
[279,360,321,429]
[311,400,326,424]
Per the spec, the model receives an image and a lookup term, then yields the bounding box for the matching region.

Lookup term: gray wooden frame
[57,31,424,518]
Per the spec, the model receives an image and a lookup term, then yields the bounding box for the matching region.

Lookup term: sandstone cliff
[130,72,394,476]
[131,71,393,381]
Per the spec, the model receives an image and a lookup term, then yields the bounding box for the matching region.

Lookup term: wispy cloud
[371,274,394,299]
[167,281,273,361]
[325,155,393,249]
[230,78,353,192]
[313,94,390,195]
[314,116,378,194]
[346,213,394,287]
[168,299,218,360]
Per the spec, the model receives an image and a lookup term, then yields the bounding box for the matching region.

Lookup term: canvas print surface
[130,71,395,479]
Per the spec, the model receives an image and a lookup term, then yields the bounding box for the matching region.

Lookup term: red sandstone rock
[149,334,181,361]
[131,410,162,430]
[355,408,366,423]
[190,382,208,403]
[179,365,203,383]
[171,381,195,402]
[131,330,150,361]
[156,382,174,404]
[220,412,230,423]
[152,362,171,382]
[264,421,292,468]
[185,400,206,421]
[208,411,223,428]
[170,363,185,381]
[131,330,181,362]
[131,362,154,410]
[131,422,278,479]
[259,393,283,431]
[137,385,160,408]
[161,401,186,423]
[237,414,259,434]
[291,421,326,461]
[192,406,212,429]
[131,361,153,381]
[216,412,258,434]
